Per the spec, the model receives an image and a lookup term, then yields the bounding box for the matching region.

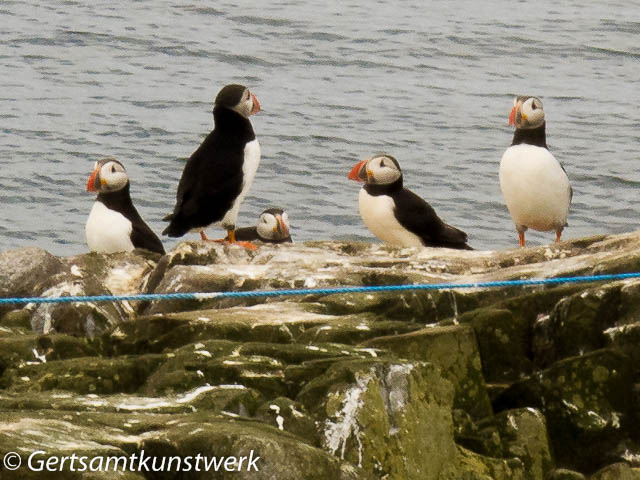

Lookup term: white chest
[499,144,571,231]
[241,139,261,194]
[358,189,423,247]
[85,201,134,253]
[220,139,261,228]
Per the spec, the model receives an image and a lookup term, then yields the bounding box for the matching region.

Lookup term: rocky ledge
[1,232,640,479]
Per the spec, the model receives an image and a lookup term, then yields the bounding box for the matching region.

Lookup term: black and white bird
[231,208,292,244]
[348,154,472,249]
[163,83,261,249]
[499,96,572,247]
[85,158,165,254]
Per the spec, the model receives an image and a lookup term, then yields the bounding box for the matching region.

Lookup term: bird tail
[162,213,189,237]
[440,224,473,250]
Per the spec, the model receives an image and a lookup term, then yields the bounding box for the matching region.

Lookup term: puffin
[230,208,292,243]
[499,96,572,247]
[348,154,472,249]
[163,83,261,249]
[85,158,165,254]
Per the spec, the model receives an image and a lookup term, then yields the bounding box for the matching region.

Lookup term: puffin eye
[531,101,537,110]
[380,160,386,168]
[111,165,116,173]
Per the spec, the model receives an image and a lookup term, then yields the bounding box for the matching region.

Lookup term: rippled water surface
[1,1,638,255]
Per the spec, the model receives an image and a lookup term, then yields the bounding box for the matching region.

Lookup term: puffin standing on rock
[499,96,572,247]
[231,208,292,244]
[163,84,261,249]
[85,158,165,254]
[348,154,472,250]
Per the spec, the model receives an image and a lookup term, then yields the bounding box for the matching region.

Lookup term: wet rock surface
[1,232,640,478]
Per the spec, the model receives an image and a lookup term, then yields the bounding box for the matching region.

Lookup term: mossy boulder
[546,469,586,480]
[1,354,166,394]
[0,247,64,309]
[296,317,423,345]
[590,462,640,480]
[138,415,371,479]
[494,349,636,473]
[297,358,458,479]
[362,325,493,419]
[459,307,532,383]
[254,396,319,445]
[532,285,621,368]
[494,408,553,480]
[3,234,640,477]
[451,446,525,479]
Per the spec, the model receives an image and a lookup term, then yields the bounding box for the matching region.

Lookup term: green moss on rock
[297,358,458,479]
[494,349,635,473]
[459,307,532,382]
[362,325,493,419]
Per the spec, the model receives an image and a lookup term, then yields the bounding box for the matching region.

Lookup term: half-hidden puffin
[348,154,472,249]
[85,158,165,254]
[499,96,572,247]
[229,208,292,244]
[163,83,261,249]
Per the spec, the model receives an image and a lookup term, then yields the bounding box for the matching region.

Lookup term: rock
[546,468,586,480]
[0,247,64,317]
[101,303,359,356]
[362,325,493,420]
[590,462,640,480]
[27,275,128,337]
[0,308,32,330]
[62,250,159,297]
[142,343,288,399]
[297,317,423,345]
[494,408,553,480]
[1,354,166,394]
[297,358,459,479]
[0,333,98,379]
[459,307,532,383]
[1,249,160,337]
[617,279,640,324]
[494,349,635,473]
[452,409,503,458]
[604,323,640,377]
[254,397,320,446]
[2,233,640,477]
[452,446,525,480]
[532,284,621,368]
[0,410,369,480]
[138,415,371,480]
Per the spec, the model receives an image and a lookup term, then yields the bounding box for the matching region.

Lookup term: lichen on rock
[1,232,640,478]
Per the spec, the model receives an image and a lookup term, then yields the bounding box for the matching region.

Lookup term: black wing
[233,226,260,241]
[233,227,293,243]
[392,189,472,250]
[130,218,165,254]
[163,130,245,236]
[97,186,165,254]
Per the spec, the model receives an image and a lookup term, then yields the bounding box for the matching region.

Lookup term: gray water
[1,1,638,256]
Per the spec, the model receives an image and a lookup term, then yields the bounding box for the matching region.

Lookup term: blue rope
[1,272,639,305]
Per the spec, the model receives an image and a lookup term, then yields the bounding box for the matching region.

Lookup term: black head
[86,157,129,193]
[509,95,545,130]
[256,208,290,241]
[214,84,261,118]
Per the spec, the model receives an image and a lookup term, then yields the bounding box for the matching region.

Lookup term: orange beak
[86,168,100,192]
[348,159,368,182]
[508,105,517,126]
[251,93,261,115]
[276,214,289,238]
